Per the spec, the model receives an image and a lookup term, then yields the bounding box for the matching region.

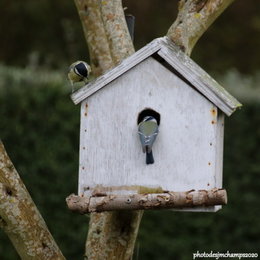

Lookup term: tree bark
[167,0,236,55]
[73,0,113,76]
[85,211,143,260]
[99,0,135,64]
[67,189,227,213]
[0,141,65,260]
[73,0,134,77]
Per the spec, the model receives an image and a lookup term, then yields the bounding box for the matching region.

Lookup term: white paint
[78,57,224,212]
[71,39,162,105]
[158,46,240,116]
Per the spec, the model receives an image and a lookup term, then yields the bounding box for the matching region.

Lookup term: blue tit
[68,61,91,92]
[138,116,159,164]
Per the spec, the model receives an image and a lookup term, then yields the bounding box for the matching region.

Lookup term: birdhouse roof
[71,37,241,116]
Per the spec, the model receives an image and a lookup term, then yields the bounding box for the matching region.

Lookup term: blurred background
[0,0,259,259]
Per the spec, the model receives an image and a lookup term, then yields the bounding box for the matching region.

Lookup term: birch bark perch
[0,141,65,260]
[67,189,227,214]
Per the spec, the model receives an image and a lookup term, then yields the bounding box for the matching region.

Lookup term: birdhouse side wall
[78,57,224,199]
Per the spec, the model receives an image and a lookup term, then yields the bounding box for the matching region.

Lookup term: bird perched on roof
[68,61,91,92]
[138,116,159,164]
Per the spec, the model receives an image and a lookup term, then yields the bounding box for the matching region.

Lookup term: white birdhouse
[70,37,241,213]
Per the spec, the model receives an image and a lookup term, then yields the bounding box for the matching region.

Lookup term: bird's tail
[146,149,154,164]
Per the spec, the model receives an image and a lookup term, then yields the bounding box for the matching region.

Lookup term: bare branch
[74,0,114,76]
[99,0,135,64]
[67,189,227,214]
[167,0,236,55]
[73,0,134,76]
[0,141,65,260]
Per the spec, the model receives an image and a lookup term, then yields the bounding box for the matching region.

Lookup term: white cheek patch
[74,67,82,77]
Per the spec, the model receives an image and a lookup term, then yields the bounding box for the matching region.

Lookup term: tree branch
[67,189,227,213]
[99,0,135,64]
[167,0,236,55]
[0,141,65,260]
[73,0,134,76]
[74,0,114,76]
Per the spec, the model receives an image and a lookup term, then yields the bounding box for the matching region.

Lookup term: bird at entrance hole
[68,61,91,92]
[138,116,159,164]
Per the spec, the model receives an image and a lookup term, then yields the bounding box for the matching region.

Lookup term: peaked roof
[71,37,242,116]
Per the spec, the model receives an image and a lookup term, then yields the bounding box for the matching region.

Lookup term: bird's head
[72,61,91,78]
[142,116,157,123]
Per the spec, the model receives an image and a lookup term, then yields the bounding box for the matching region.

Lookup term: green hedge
[0,66,259,259]
[0,66,86,259]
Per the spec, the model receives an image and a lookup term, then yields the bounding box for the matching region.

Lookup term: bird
[68,61,91,92]
[138,116,159,164]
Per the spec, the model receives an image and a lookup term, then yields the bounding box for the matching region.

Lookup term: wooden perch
[66,188,227,214]
[0,141,65,260]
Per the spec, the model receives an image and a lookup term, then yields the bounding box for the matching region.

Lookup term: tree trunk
[0,141,65,260]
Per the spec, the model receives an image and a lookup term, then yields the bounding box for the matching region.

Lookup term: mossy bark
[73,0,134,76]
[167,0,235,55]
[0,141,65,260]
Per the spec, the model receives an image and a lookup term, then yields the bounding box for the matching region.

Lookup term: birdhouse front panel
[78,56,224,207]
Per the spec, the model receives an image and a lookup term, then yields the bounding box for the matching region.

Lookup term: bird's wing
[138,131,147,153]
[138,130,158,153]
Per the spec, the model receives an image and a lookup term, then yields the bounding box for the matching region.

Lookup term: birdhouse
[69,37,241,213]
